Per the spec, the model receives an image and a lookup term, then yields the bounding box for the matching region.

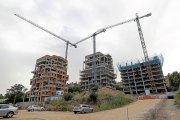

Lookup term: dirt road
[1,99,160,120]
[165,99,180,120]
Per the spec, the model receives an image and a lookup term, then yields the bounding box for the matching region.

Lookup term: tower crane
[74,13,155,92]
[14,14,77,60]
[135,13,157,93]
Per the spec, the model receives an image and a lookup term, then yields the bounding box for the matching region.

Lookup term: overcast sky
[0,0,180,94]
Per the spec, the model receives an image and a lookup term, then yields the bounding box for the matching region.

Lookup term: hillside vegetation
[45,87,134,112]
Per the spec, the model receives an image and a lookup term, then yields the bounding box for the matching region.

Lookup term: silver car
[27,105,44,112]
[0,104,18,118]
[73,104,93,114]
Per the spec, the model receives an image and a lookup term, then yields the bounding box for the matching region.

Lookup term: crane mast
[92,35,96,84]
[74,13,152,88]
[135,13,157,93]
[15,13,156,93]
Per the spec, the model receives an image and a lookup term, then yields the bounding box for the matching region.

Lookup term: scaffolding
[80,52,117,91]
[29,55,68,102]
[118,55,167,95]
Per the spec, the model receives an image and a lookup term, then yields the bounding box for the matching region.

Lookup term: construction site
[80,52,116,91]
[29,55,68,102]
[118,55,167,95]
[14,12,168,98]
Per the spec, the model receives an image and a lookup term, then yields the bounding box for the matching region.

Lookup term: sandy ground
[0,99,160,120]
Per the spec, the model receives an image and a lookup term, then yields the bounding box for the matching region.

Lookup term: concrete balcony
[137,88,145,91]
[136,84,144,87]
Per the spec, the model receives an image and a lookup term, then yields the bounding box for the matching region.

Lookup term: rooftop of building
[118,54,164,71]
[36,55,67,63]
[85,52,111,58]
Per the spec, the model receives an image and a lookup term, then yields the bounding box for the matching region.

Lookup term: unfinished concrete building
[29,55,68,102]
[118,55,166,95]
[80,52,117,91]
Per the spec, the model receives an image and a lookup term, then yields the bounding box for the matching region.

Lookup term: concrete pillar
[127,70,132,95]
[131,62,138,94]
[140,64,146,91]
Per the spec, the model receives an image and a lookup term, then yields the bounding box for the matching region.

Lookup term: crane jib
[14,14,76,48]
[74,13,151,45]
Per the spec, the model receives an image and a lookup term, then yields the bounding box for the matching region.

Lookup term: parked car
[0,104,18,118]
[166,92,176,99]
[73,104,93,114]
[27,105,44,112]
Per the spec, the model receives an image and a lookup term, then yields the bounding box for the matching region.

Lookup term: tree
[64,93,73,101]
[90,84,98,92]
[168,71,180,91]
[5,84,27,104]
[88,84,98,104]
[89,92,98,104]
[0,94,4,99]
[68,86,82,93]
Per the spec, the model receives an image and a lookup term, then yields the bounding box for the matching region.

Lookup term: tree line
[167,71,180,91]
[1,70,179,104]
[0,84,28,104]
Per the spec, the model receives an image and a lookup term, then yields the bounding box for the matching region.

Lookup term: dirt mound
[98,87,125,96]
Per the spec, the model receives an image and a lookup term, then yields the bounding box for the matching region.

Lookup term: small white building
[55,90,64,96]
[45,90,64,101]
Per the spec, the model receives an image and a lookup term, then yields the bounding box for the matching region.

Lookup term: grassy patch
[175,92,180,106]
[45,87,134,112]
[94,95,132,112]
[73,88,133,112]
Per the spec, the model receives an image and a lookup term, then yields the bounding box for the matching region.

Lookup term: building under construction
[80,52,117,91]
[29,55,68,102]
[118,55,167,95]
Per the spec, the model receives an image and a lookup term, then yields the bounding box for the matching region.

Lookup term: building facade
[29,55,68,102]
[118,55,167,95]
[80,52,117,91]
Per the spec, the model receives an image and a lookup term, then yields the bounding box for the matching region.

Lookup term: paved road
[0,99,160,120]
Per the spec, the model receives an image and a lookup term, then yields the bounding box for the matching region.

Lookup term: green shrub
[94,95,132,112]
[45,98,51,104]
[88,92,98,104]
[175,92,180,100]
[46,99,69,111]
[45,88,134,112]
[90,84,98,92]
[64,93,73,101]
[68,86,82,93]
[175,92,180,106]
